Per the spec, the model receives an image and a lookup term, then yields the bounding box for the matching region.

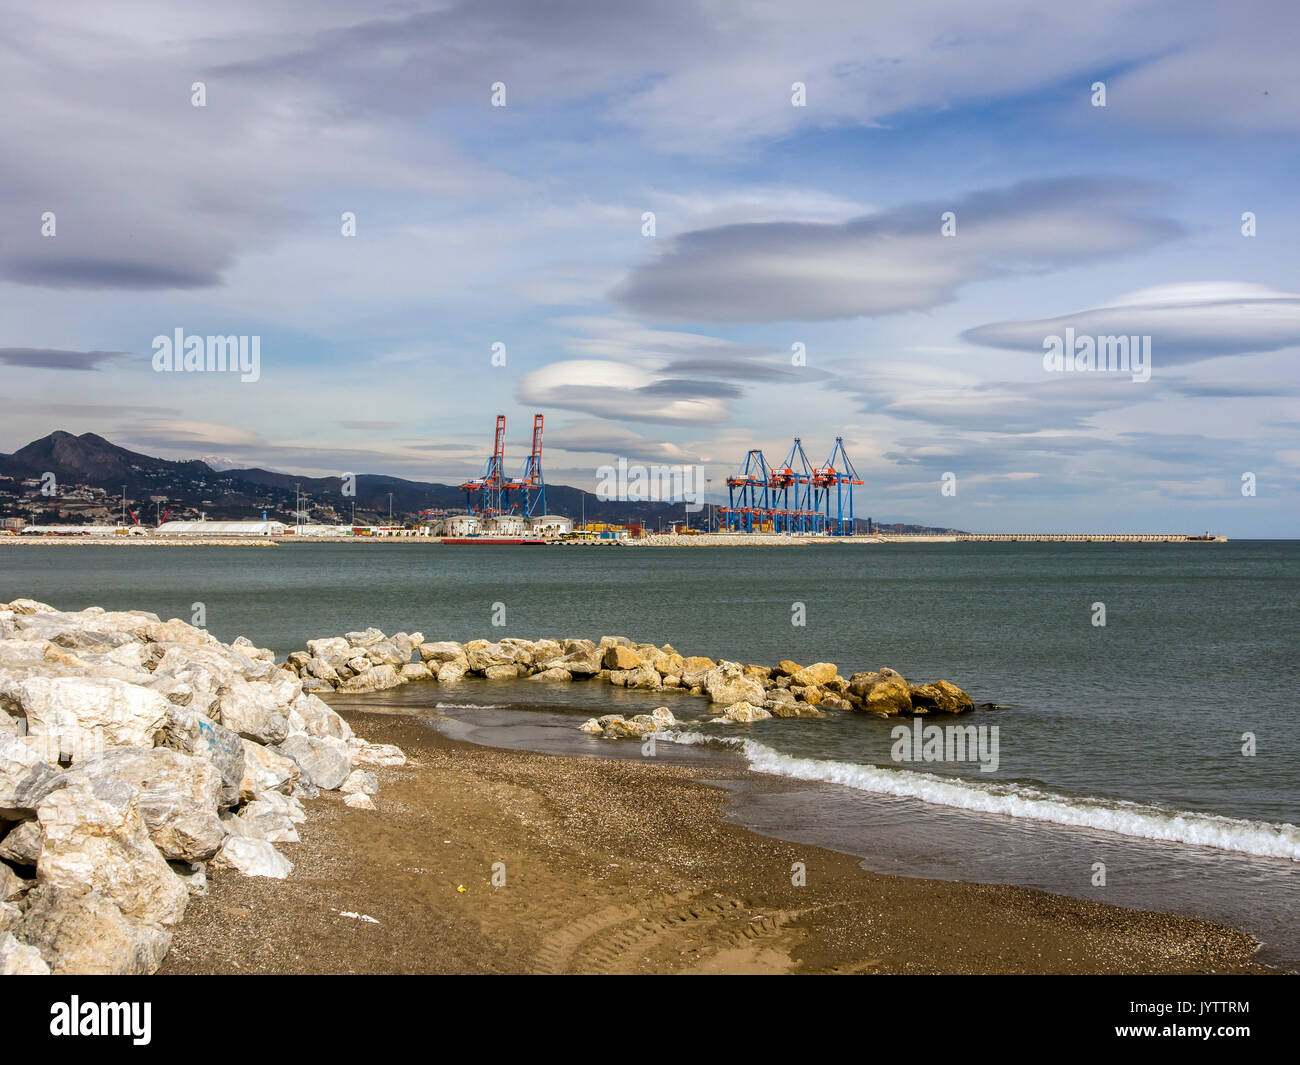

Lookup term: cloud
[114,420,483,480]
[6,259,221,291]
[0,402,176,419]
[612,178,1182,322]
[543,420,704,463]
[962,283,1300,363]
[837,359,1155,434]
[1107,7,1300,133]
[0,347,130,370]
[517,360,728,424]
[521,318,828,423]
[121,421,266,450]
[1166,378,1299,399]
[0,4,497,293]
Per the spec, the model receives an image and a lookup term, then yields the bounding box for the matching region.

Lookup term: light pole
[120,485,126,527]
[706,477,713,532]
[388,492,393,524]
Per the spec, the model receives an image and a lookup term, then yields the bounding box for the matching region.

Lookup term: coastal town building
[18,524,144,536]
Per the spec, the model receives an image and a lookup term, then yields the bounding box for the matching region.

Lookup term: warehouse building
[529,514,574,537]
[155,520,287,537]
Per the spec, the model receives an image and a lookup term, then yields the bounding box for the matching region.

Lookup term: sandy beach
[160,710,1274,975]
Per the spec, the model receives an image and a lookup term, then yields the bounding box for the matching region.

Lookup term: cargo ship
[440,537,546,545]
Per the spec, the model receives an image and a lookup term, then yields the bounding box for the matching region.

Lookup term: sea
[3,539,1296,968]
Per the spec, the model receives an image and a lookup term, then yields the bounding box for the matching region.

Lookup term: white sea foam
[435,702,507,710]
[660,731,1300,862]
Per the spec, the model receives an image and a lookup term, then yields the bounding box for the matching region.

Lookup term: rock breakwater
[0,599,404,975]
[281,630,978,737]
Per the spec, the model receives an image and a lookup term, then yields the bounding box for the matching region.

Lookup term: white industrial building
[289,524,356,537]
[440,514,479,536]
[481,514,528,536]
[155,520,288,537]
[529,514,574,537]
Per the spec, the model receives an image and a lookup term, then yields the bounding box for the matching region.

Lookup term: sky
[0,0,1297,535]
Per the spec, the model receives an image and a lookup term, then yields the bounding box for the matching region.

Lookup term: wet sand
[161,711,1275,975]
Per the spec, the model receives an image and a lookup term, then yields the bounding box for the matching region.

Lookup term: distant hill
[0,430,707,526]
[6,430,213,486]
[0,430,963,534]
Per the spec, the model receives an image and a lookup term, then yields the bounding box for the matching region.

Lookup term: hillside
[0,431,709,527]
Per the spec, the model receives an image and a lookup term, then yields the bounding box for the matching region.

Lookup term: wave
[660,730,1300,862]
[434,701,508,710]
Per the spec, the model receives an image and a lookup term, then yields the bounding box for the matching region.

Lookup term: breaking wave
[661,731,1300,862]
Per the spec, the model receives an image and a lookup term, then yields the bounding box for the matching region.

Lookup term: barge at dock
[440,537,546,545]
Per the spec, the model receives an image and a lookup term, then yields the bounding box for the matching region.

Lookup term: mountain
[0,431,699,526]
[6,430,213,486]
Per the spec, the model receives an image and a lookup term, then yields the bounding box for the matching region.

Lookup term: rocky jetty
[280,631,976,737]
[0,599,404,975]
[1,599,981,973]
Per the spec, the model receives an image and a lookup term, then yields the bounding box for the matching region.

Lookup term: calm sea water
[4,540,1297,965]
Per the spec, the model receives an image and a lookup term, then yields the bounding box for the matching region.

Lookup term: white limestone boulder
[16,884,171,975]
[340,769,379,796]
[239,739,299,800]
[64,748,226,862]
[287,692,353,742]
[275,734,351,791]
[215,676,290,745]
[212,835,292,879]
[0,818,42,864]
[1,734,66,820]
[1,858,32,900]
[2,676,170,759]
[160,703,245,808]
[223,797,301,844]
[0,930,50,974]
[349,741,406,767]
[37,777,189,928]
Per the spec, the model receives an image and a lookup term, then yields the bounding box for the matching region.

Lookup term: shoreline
[161,709,1276,975]
[3,598,1286,975]
[0,533,1229,547]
